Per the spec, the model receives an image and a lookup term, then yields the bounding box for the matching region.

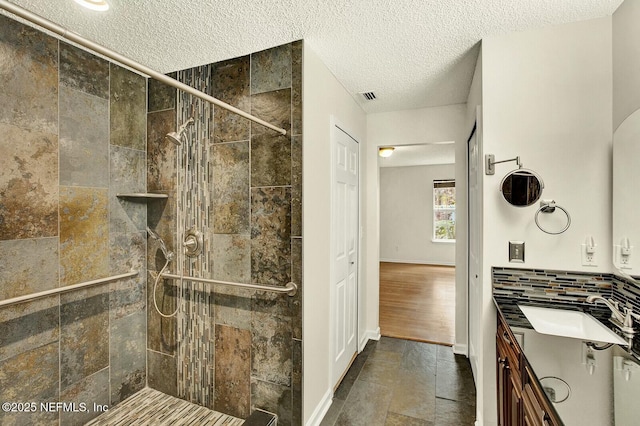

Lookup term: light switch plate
[509,241,525,263]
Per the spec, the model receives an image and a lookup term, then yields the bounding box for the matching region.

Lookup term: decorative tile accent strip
[176,65,215,407]
[85,387,243,425]
[179,280,215,407]
[612,274,640,317]
[492,267,612,305]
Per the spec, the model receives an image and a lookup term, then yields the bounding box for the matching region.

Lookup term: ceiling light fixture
[378,147,395,158]
[73,0,109,12]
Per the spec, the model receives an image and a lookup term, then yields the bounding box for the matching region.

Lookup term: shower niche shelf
[116,193,169,200]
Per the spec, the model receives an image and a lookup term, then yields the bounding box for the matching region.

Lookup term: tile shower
[0,11,302,426]
[147,42,303,425]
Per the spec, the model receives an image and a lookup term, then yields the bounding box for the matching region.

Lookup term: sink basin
[518,305,628,346]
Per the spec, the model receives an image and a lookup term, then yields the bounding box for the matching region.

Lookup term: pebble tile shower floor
[84,388,243,425]
[320,337,476,426]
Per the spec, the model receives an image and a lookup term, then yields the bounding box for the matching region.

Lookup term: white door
[331,124,359,388]
[467,119,481,379]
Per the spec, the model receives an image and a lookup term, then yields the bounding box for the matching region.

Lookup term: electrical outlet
[615,239,633,269]
[581,243,597,266]
[582,344,597,375]
[621,252,631,265]
[616,245,633,269]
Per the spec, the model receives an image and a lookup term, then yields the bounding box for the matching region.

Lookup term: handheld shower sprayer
[146,227,179,318]
[146,227,174,262]
[165,117,194,146]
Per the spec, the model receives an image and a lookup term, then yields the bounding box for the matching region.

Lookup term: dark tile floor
[320,337,476,426]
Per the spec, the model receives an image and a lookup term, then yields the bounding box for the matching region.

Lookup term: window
[433,180,455,241]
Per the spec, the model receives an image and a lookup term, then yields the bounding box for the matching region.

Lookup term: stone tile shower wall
[146,42,302,424]
[0,15,147,426]
[146,74,180,398]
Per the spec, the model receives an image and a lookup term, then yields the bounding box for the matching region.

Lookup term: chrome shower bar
[0,0,287,136]
[160,272,298,296]
[0,271,139,308]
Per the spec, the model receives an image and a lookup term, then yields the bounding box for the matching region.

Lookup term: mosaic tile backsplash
[0,14,147,425]
[146,41,303,425]
[493,267,640,315]
[492,267,612,305]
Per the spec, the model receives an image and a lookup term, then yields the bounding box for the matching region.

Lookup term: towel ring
[539,376,571,403]
[535,200,571,235]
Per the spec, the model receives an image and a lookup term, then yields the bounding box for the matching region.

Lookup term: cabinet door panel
[510,373,522,425]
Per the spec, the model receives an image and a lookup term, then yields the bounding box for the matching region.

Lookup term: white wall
[478,17,613,425]
[302,41,367,425]
[365,104,467,354]
[612,0,640,277]
[613,0,640,131]
[379,164,456,265]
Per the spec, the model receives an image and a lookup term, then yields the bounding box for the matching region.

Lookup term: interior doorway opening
[378,142,457,345]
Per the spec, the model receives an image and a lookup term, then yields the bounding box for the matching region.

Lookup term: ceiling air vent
[360,91,377,101]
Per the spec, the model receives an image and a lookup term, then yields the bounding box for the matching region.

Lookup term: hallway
[379,263,456,344]
[320,337,476,426]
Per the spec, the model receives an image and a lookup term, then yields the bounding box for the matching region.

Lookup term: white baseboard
[453,343,468,356]
[305,388,333,426]
[358,327,381,351]
[367,327,381,341]
[379,258,455,267]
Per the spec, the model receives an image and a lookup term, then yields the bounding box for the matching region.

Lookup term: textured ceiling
[3,0,623,113]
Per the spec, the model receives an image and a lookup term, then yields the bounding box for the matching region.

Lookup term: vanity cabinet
[497,319,522,426]
[497,313,561,426]
[522,364,557,426]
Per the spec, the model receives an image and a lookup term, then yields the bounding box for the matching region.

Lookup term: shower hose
[153,258,180,318]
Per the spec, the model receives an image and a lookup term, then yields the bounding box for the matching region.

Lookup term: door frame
[376,141,458,344]
[466,106,483,380]
[329,116,362,390]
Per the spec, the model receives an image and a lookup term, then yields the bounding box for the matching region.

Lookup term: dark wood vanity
[497,310,562,426]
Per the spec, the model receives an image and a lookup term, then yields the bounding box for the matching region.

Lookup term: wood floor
[379,262,455,345]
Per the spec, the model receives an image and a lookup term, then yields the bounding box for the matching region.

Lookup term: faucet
[586,295,636,337]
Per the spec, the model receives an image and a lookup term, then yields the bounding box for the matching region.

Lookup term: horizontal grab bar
[0,271,139,308]
[160,272,298,297]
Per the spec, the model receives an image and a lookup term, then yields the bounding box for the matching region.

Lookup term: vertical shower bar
[0,0,287,136]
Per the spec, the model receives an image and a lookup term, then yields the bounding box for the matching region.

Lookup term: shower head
[165,117,194,146]
[146,226,175,262]
[165,132,182,146]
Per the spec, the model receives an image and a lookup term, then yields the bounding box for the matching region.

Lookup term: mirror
[500,169,545,207]
[612,109,640,277]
